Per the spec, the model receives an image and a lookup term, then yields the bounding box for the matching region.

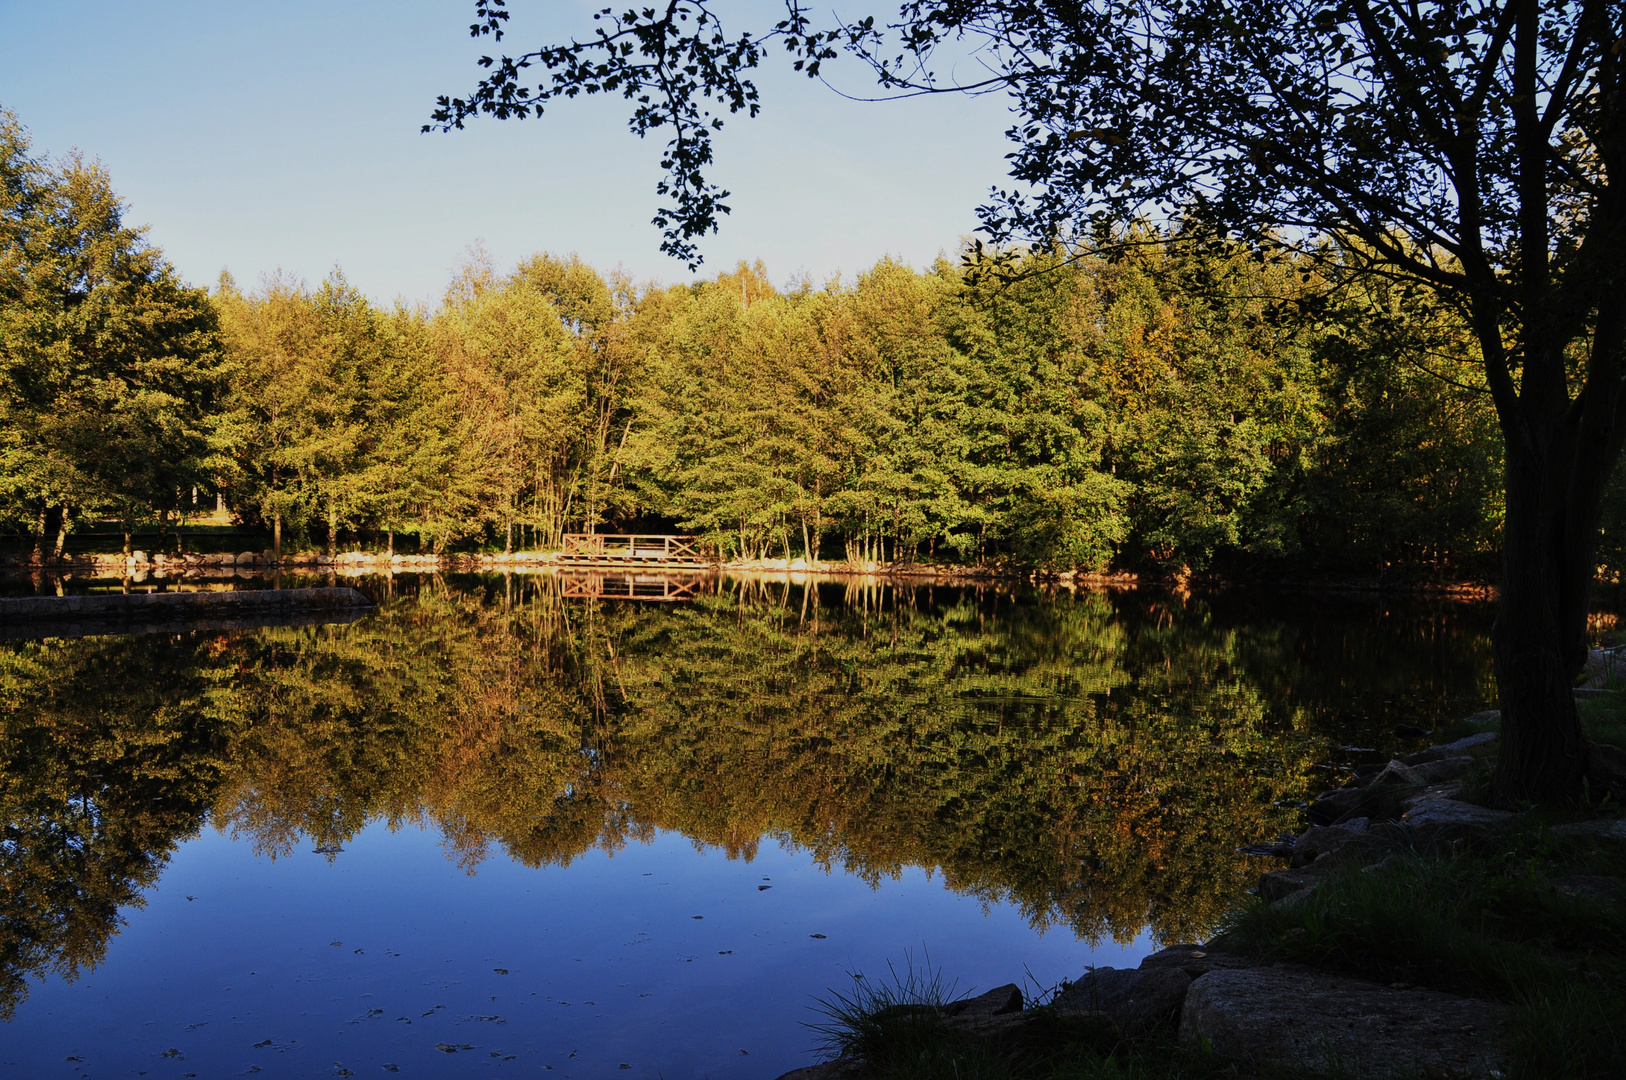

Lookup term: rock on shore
[1179,967,1507,1079]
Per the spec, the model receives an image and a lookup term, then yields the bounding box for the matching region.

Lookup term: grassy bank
[809,707,1626,1080]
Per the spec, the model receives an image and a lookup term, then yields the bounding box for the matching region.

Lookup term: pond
[0,574,1496,1078]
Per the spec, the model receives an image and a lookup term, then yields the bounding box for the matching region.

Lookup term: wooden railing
[558,571,708,602]
[558,534,708,564]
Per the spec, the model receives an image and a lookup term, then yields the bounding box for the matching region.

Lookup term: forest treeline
[0,106,1578,578]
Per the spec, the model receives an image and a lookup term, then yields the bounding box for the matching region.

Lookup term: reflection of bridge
[558,571,710,602]
[556,534,714,567]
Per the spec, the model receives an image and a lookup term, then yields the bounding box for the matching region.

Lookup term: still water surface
[0,575,1496,1078]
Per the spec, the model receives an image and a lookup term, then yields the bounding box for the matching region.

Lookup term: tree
[434,2,1626,802]
[0,107,228,556]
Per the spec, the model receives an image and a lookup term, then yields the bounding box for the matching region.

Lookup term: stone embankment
[777,719,1626,1080]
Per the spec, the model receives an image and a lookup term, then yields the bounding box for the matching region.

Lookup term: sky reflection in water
[0,576,1497,1078]
[7,822,1126,1078]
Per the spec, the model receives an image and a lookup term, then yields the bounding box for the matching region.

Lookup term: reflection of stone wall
[0,587,370,636]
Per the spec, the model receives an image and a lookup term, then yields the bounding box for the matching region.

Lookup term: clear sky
[0,1,1017,303]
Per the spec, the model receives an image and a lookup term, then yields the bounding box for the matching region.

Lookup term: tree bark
[1491,437,1593,804]
[52,510,69,560]
[41,505,62,561]
[327,507,337,559]
[273,512,282,564]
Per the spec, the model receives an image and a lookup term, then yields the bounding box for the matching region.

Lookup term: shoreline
[0,549,1498,597]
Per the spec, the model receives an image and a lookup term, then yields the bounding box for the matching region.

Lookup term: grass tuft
[807,952,961,1064]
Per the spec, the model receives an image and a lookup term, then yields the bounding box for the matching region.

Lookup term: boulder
[1271,884,1321,910]
[1137,945,1258,979]
[1587,741,1626,798]
[237,550,258,564]
[1370,759,1425,787]
[1397,782,1466,813]
[1258,825,1399,900]
[943,983,1023,1019]
[1178,968,1508,1079]
[1308,786,1367,825]
[1401,798,1515,853]
[1413,755,1476,784]
[1258,867,1329,902]
[1550,818,1626,843]
[1422,732,1498,759]
[1549,874,1626,902]
[130,550,148,564]
[1581,648,1623,688]
[1053,966,1191,1032]
[1462,709,1501,727]
[1289,825,1372,869]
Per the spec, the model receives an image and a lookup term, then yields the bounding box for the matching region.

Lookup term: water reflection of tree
[0,580,1491,1015]
[0,636,237,1019]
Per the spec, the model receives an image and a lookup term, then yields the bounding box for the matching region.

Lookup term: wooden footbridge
[552,535,715,602]
[558,571,710,602]
[556,534,713,568]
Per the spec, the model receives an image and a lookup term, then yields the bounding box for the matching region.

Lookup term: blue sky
[0,1,1016,302]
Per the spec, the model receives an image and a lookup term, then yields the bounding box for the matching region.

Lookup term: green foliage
[0,107,229,546]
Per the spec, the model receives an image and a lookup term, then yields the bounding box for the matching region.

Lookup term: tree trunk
[327,507,337,559]
[52,510,69,560]
[273,512,282,564]
[123,525,132,559]
[33,502,47,562]
[1490,421,1595,804]
[386,529,394,558]
[41,505,62,561]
